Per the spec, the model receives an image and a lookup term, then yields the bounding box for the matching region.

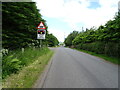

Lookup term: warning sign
[36,21,46,39]
[37,21,46,29]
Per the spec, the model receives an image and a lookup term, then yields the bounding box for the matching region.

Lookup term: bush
[2,47,50,79]
[2,55,21,79]
[104,42,120,57]
[75,42,120,58]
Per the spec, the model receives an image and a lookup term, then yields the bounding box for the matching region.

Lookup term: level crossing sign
[37,22,46,39]
[37,21,46,29]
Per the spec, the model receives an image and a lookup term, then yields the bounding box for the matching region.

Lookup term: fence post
[22,48,24,53]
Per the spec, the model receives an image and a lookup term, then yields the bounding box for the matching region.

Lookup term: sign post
[37,21,46,48]
[40,39,42,47]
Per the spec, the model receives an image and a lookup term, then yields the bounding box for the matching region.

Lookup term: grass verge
[2,48,54,88]
[73,48,120,65]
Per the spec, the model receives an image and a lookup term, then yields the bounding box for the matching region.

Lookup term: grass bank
[2,47,54,88]
[74,48,120,65]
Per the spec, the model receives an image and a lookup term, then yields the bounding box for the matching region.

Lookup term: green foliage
[2,47,50,79]
[46,34,59,47]
[2,2,59,81]
[2,2,58,50]
[65,11,120,59]
[2,2,48,50]
[75,42,120,58]
[73,28,97,45]
[64,31,79,46]
[2,49,53,88]
[72,12,120,44]
[2,55,21,79]
[2,2,59,79]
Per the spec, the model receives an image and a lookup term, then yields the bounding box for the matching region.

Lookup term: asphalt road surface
[35,47,118,88]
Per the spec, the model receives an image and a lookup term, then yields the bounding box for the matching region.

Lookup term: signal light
[38,30,45,34]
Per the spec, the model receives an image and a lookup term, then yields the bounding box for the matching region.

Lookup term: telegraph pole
[82,27,84,32]
[64,32,65,41]
[64,32,65,46]
[118,1,120,12]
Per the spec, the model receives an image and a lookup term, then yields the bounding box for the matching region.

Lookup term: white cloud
[48,27,70,42]
[34,0,65,18]
[33,0,119,42]
[62,0,119,29]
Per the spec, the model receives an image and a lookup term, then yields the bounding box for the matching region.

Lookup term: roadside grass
[2,47,51,79]
[2,48,54,88]
[73,48,120,65]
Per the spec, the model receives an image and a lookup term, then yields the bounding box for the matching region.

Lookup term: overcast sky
[33,0,119,42]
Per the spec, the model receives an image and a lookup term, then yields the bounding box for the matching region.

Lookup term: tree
[64,11,120,58]
[46,34,59,47]
[64,31,79,46]
[2,2,47,50]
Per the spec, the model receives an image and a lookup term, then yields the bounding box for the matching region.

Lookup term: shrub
[2,47,50,79]
[75,42,120,58]
[2,55,21,79]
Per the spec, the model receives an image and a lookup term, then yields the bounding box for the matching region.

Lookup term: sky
[33,0,119,42]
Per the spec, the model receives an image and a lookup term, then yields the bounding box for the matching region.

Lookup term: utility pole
[64,32,65,46]
[82,27,84,32]
[118,1,120,12]
[64,32,65,41]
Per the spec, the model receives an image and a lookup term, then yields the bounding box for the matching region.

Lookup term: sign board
[37,30,46,39]
[37,21,46,29]
[37,34,45,39]
[37,21,46,39]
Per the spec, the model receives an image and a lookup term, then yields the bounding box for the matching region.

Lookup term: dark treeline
[65,12,120,58]
[2,2,59,51]
[2,2,59,79]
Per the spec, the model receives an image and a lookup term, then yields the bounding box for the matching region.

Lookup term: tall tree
[46,34,59,47]
[64,31,79,46]
[2,2,47,50]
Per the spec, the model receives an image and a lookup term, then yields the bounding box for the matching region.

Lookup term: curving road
[35,47,118,88]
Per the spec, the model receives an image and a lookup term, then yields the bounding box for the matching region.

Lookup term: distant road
[35,47,118,88]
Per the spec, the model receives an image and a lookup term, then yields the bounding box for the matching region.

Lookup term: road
[35,47,118,88]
